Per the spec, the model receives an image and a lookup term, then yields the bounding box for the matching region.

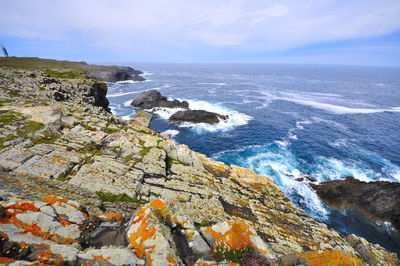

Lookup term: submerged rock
[311,176,400,231]
[169,109,228,124]
[131,90,189,109]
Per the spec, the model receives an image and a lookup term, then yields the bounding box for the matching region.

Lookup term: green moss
[0,111,24,124]
[0,99,13,105]
[112,146,120,153]
[105,122,119,133]
[167,157,188,168]
[212,245,252,263]
[8,91,21,97]
[123,126,133,132]
[44,69,85,79]
[74,122,95,131]
[138,139,145,146]
[81,143,102,156]
[95,191,146,204]
[195,219,211,230]
[30,131,60,144]
[140,146,151,157]
[156,139,162,148]
[0,134,16,149]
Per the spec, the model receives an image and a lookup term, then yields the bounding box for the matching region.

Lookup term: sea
[106,63,400,255]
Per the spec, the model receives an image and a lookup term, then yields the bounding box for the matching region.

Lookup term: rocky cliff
[0,67,398,265]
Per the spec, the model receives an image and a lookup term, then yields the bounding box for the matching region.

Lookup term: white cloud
[1,0,399,51]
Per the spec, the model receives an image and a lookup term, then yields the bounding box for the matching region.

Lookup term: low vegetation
[95,191,146,204]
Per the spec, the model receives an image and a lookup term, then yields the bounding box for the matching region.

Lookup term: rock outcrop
[0,66,398,265]
[169,110,228,124]
[311,176,400,231]
[131,90,189,109]
[84,66,145,83]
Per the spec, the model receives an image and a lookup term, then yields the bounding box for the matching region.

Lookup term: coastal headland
[0,57,398,265]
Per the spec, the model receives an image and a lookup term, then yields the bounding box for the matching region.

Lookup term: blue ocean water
[107,63,400,254]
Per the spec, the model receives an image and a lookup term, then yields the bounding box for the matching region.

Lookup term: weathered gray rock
[0,147,34,171]
[69,155,143,198]
[14,149,81,179]
[131,90,189,109]
[169,109,228,124]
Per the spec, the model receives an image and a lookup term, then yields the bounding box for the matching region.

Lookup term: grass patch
[74,122,96,131]
[44,69,85,79]
[140,146,151,157]
[8,91,21,97]
[95,191,146,204]
[30,131,60,144]
[212,244,252,263]
[105,122,119,133]
[195,219,211,230]
[81,143,102,156]
[0,99,13,105]
[156,139,162,148]
[0,135,16,149]
[138,139,145,146]
[167,157,188,168]
[0,111,25,124]
[123,126,133,132]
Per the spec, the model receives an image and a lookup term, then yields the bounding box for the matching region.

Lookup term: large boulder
[169,109,228,124]
[311,176,400,231]
[131,90,189,109]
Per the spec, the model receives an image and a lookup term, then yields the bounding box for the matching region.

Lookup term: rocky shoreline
[311,176,400,232]
[0,65,398,265]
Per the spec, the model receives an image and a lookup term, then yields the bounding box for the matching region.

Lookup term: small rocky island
[131,90,229,124]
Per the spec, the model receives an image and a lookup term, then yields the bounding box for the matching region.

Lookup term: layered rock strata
[0,67,398,265]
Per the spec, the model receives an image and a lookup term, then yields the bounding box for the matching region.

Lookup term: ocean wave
[280,98,400,115]
[150,107,186,120]
[179,100,253,132]
[197,82,227,85]
[148,100,252,132]
[215,143,330,220]
[107,88,161,98]
[161,129,180,138]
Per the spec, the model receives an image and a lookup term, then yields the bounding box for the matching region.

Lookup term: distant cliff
[0,57,145,82]
[0,65,398,265]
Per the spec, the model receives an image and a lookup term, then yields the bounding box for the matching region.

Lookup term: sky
[1,0,400,66]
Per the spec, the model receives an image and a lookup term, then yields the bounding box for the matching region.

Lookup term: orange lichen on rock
[295,250,362,266]
[205,219,254,250]
[0,257,15,263]
[167,254,177,265]
[97,213,122,220]
[128,206,157,258]
[41,195,81,210]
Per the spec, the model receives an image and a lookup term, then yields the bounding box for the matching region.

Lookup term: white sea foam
[107,88,161,98]
[280,98,400,115]
[161,129,180,138]
[197,82,227,86]
[123,100,132,107]
[114,80,141,84]
[150,107,186,120]
[245,147,329,220]
[176,100,253,132]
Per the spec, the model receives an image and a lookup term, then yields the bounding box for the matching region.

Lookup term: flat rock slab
[68,156,143,198]
[14,148,81,179]
[0,147,35,171]
[136,147,166,176]
[132,110,153,128]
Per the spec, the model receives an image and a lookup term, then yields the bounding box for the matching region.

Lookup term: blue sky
[1,0,400,66]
